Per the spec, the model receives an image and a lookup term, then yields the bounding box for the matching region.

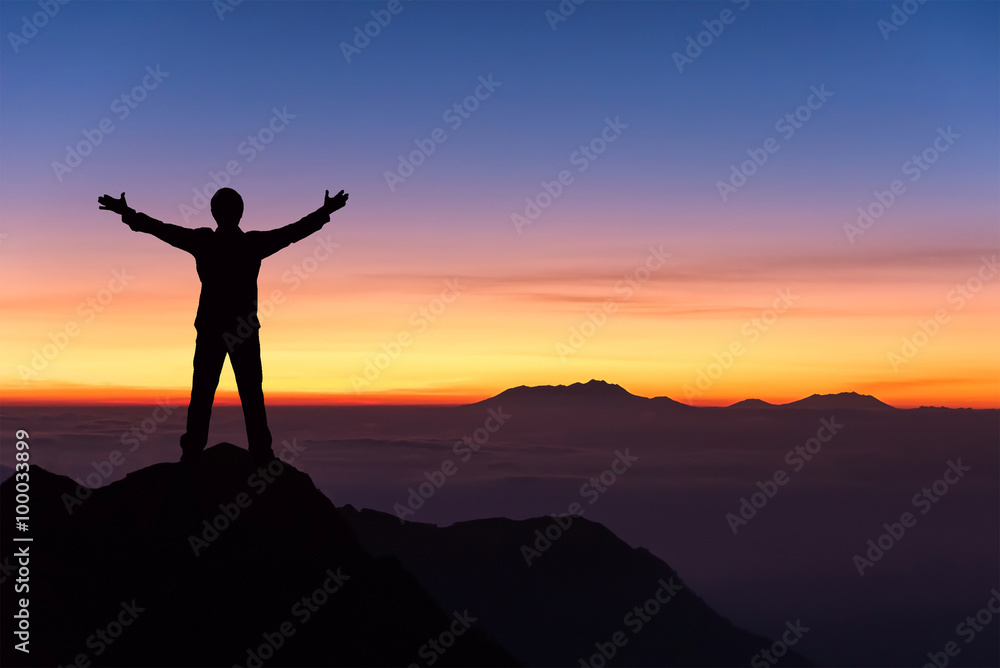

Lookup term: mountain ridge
[336,504,812,666]
[0,443,516,667]
[469,379,897,409]
[1,443,811,667]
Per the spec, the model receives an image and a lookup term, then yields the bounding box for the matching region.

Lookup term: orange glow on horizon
[2,223,997,411]
[2,380,997,409]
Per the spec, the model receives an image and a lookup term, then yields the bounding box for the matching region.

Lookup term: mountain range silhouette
[472,380,896,411]
[1,439,812,667]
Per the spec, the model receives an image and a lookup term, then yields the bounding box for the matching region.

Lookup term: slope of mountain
[467,380,692,411]
[1,442,812,667]
[339,506,812,667]
[478,379,640,403]
[728,398,778,409]
[0,444,516,667]
[780,392,895,410]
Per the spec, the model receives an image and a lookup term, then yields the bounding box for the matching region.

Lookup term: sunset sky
[1,0,997,408]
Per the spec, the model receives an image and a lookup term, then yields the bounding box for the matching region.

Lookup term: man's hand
[98,192,132,216]
[320,189,349,216]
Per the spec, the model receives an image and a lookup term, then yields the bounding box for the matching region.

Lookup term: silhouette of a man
[98,187,349,465]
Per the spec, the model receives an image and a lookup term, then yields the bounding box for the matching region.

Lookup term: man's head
[211,188,244,229]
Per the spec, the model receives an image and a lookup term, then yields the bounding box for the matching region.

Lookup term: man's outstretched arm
[98,192,201,254]
[255,189,349,259]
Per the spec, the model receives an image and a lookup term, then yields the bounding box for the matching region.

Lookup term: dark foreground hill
[0,444,514,667]
[1,443,810,667]
[339,506,812,667]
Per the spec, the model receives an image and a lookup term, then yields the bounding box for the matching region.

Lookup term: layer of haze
[2,401,996,666]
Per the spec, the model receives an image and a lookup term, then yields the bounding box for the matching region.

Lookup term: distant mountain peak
[783,391,894,410]
[524,379,632,393]
[479,379,642,404]
[728,398,777,408]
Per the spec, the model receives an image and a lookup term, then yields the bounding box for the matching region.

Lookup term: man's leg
[179,330,228,462]
[230,328,273,461]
